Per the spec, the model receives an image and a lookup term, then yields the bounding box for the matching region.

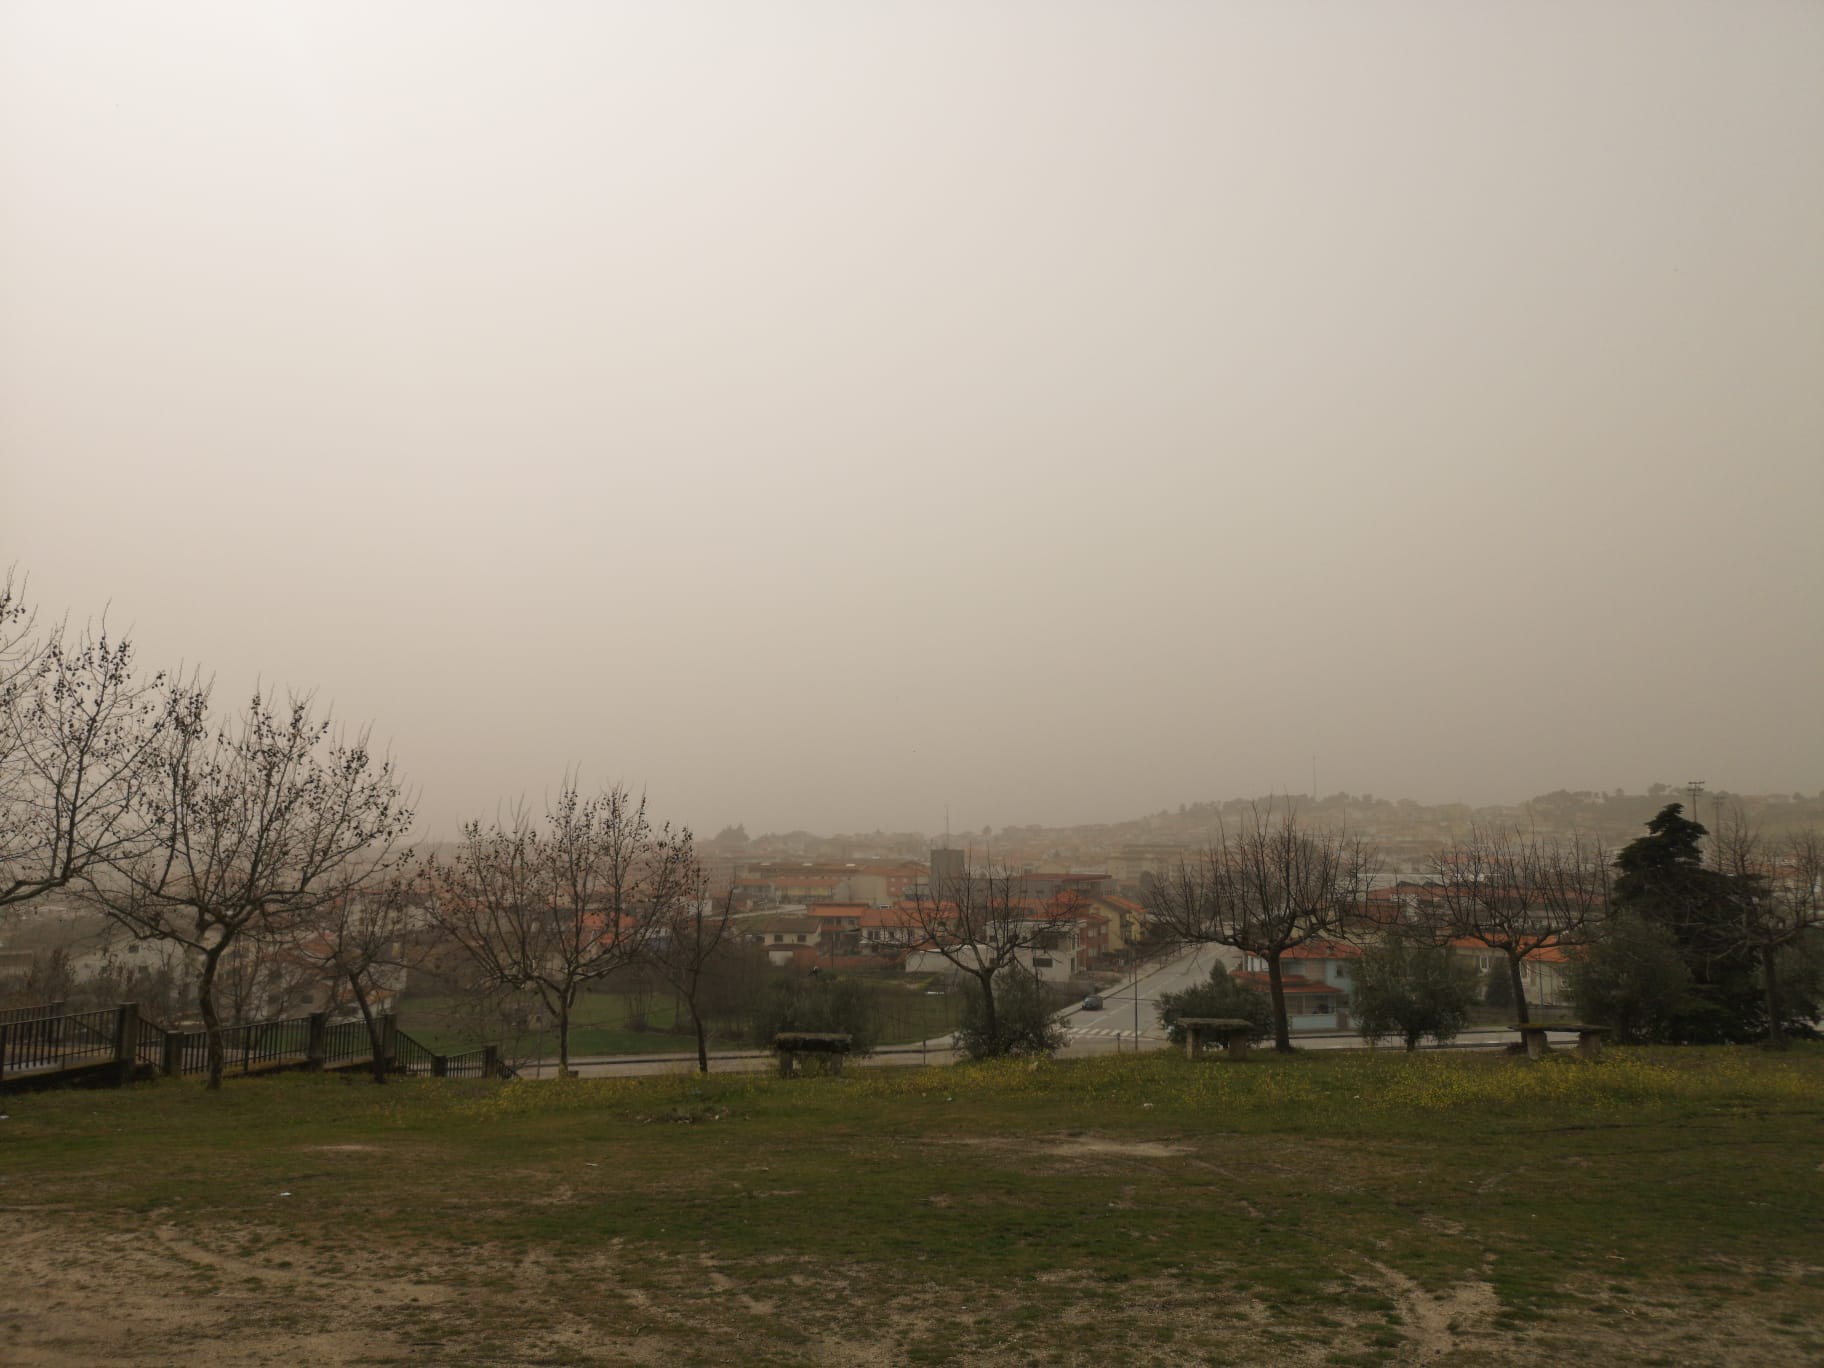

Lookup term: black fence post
[113,1003,139,1075]
[377,1014,397,1073]
[0,1021,9,1082]
[483,1044,499,1078]
[162,1030,184,1077]
[305,1012,327,1069]
[432,1054,448,1078]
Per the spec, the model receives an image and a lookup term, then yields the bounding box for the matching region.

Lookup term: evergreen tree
[1608,804,1770,1043]
[1569,911,1692,1044]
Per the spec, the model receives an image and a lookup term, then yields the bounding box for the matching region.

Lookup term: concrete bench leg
[1524,1031,1549,1060]
[1185,1030,1203,1061]
[1225,1033,1249,1061]
[1577,1033,1602,1061]
[777,1051,794,1078]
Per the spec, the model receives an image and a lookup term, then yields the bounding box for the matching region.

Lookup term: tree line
[0,574,731,1088]
[5,572,1817,1085]
[1143,799,1822,1052]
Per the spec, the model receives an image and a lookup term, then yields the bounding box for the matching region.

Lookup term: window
[1034,957,1053,969]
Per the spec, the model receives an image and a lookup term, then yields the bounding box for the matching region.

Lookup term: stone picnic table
[1178,1017,1256,1061]
[772,1032,854,1077]
[1509,1022,1611,1060]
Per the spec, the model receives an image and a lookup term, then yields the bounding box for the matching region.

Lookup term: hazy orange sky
[3,2,1820,838]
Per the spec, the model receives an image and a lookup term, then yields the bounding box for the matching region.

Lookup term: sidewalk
[525,1038,961,1079]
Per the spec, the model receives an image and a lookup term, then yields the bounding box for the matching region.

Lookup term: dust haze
[2,2,1819,839]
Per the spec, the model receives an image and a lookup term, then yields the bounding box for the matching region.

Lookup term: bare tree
[88,687,414,1089]
[1145,802,1378,1052]
[0,568,38,710]
[903,856,1060,1053]
[1,593,172,909]
[426,783,695,1075]
[212,932,323,1027]
[647,879,736,1073]
[284,866,423,1082]
[1710,808,1824,1049]
[1427,825,1608,1024]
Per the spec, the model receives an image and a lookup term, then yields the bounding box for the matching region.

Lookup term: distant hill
[731,787,1824,866]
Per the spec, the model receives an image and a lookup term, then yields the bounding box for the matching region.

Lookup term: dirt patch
[1041,1137,1189,1159]
[0,1211,668,1367]
[938,1132,1191,1163]
[1364,1261,1501,1361]
[5,1212,1820,1367]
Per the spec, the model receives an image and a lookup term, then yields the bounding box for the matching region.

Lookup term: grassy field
[2,1046,1821,1366]
[398,977,967,1060]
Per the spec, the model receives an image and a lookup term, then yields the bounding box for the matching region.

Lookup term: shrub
[750,972,880,1055]
[1156,964,1272,1044]
[956,971,1065,1059]
[1352,932,1479,1051]
[1483,960,1514,1009]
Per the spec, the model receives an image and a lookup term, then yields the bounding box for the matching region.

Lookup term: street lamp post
[1131,950,1141,1046]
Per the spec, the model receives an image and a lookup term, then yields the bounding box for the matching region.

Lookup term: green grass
[397,988,691,1057]
[4,1045,1822,1365]
[398,977,967,1059]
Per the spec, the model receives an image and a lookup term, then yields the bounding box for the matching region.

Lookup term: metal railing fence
[0,1003,499,1087]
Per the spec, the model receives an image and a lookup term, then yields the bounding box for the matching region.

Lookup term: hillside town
[10,785,1818,1050]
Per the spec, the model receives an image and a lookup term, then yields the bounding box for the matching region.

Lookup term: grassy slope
[2,1046,1821,1366]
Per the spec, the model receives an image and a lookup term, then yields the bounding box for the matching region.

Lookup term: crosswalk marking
[1069,1025,1163,1039]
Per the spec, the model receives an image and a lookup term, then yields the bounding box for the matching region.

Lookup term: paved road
[1051,945,1568,1056]
[1056,943,1239,1056]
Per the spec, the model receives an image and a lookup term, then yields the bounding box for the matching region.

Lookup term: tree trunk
[1761,943,1787,1049]
[1405,1028,1421,1052]
[198,945,226,1091]
[1266,953,1292,1053]
[691,999,710,1074]
[556,990,573,1076]
[976,969,998,1053]
[1507,951,1529,1024]
[349,972,386,1084]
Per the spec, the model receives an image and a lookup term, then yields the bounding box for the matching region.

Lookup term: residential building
[1239,940,1362,1031]
[742,914,827,966]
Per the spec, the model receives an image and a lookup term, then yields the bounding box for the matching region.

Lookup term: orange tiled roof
[1233,971,1344,998]
[1282,939,1361,960]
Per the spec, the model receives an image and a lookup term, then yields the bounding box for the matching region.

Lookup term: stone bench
[1178,1017,1256,1062]
[772,1032,854,1077]
[1510,1022,1611,1060]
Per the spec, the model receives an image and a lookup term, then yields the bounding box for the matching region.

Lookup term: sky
[2,2,1820,840]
